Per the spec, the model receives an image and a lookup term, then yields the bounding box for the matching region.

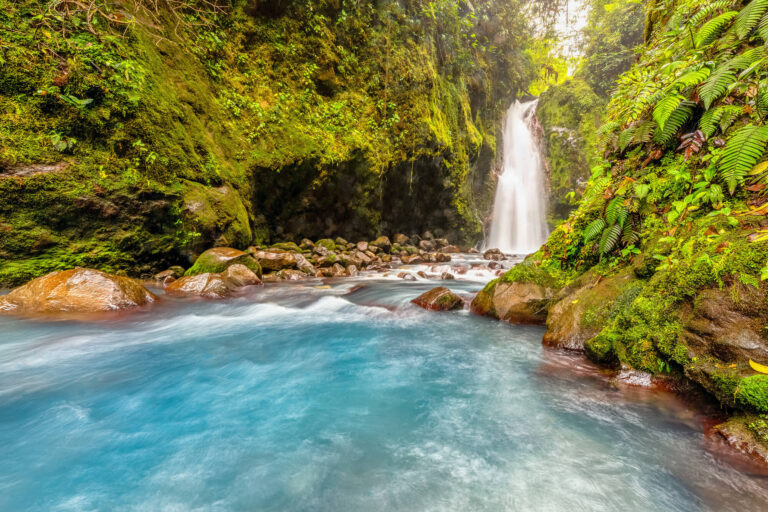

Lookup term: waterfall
[485,100,549,254]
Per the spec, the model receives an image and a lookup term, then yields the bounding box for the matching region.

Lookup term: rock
[393,233,409,245]
[421,230,435,240]
[187,247,262,277]
[270,242,301,252]
[412,286,464,311]
[331,263,346,277]
[356,241,369,252]
[434,238,450,248]
[483,248,505,261]
[334,236,348,246]
[419,239,436,251]
[468,247,480,254]
[0,268,156,314]
[251,249,296,271]
[435,253,451,262]
[316,239,337,251]
[294,253,318,276]
[471,280,555,325]
[346,264,359,277]
[155,266,185,287]
[299,238,315,250]
[313,244,330,257]
[441,272,455,280]
[402,254,425,265]
[222,264,261,287]
[351,249,373,266]
[488,261,501,269]
[544,269,634,350]
[397,272,416,281]
[441,245,460,253]
[166,273,233,298]
[276,269,307,281]
[370,236,392,252]
[381,254,392,263]
[417,271,428,279]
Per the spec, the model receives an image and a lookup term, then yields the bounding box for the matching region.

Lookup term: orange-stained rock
[222,264,261,287]
[412,286,464,311]
[165,273,232,299]
[0,268,155,314]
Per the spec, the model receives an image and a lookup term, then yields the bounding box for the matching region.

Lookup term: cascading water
[485,100,549,254]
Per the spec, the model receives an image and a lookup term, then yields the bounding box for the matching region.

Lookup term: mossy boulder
[736,376,768,414]
[471,279,554,324]
[180,181,255,257]
[412,287,465,311]
[0,268,156,314]
[250,249,297,272]
[185,247,262,277]
[316,239,337,252]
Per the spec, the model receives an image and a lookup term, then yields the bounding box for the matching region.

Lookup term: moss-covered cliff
[0,0,536,285]
[479,0,768,455]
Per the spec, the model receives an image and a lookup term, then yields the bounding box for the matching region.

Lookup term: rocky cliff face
[0,0,535,286]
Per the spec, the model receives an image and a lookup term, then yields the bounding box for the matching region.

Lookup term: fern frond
[605,197,623,226]
[653,93,685,131]
[757,84,768,116]
[583,218,606,243]
[760,10,768,41]
[688,0,737,28]
[599,223,623,255]
[621,222,640,246]
[719,105,745,132]
[670,68,711,91]
[696,11,738,47]
[718,124,768,194]
[700,48,762,108]
[699,107,723,137]
[618,126,636,152]
[632,121,656,144]
[653,102,695,146]
[734,0,768,39]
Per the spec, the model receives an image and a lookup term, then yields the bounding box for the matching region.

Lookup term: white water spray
[485,100,549,254]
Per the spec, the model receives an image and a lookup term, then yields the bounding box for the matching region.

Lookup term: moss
[185,249,262,277]
[584,333,618,366]
[736,376,768,414]
[501,260,566,289]
[316,239,337,252]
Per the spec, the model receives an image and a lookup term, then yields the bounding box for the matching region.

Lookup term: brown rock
[483,248,506,261]
[276,269,307,281]
[441,245,460,253]
[393,233,409,245]
[188,247,261,276]
[331,263,346,276]
[419,239,436,252]
[166,273,232,299]
[471,280,554,325]
[251,250,296,271]
[441,272,455,280]
[222,264,261,287]
[397,272,416,281]
[356,241,369,252]
[0,268,156,314]
[412,287,464,311]
[370,236,392,252]
[346,264,359,277]
[294,253,318,276]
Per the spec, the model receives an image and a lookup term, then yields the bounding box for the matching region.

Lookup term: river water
[1,256,767,511]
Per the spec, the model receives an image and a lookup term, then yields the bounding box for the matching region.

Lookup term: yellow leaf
[749,359,768,374]
[571,300,579,304]
[314,285,331,289]
[750,161,768,176]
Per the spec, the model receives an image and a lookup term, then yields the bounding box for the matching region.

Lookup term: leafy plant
[718,124,768,193]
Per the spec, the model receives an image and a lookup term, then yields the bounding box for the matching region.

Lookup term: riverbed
[1,256,767,511]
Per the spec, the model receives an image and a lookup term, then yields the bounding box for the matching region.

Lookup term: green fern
[632,120,656,144]
[718,124,768,194]
[734,0,768,39]
[605,197,628,228]
[757,84,768,116]
[622,222,640,246]
[599,223,623,255]
[688,0,737,28]
[760,10,768,41]
[719,105,744,132]
[670,68,711,91]
[698,107,723,137]
[618,126,636,152]
[583,218,606,243]
[653,93,685,131]
[653,102,695,146]
[695,11,738,47]
[699,48,762,109]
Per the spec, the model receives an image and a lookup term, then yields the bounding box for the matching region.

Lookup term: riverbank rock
[483,248,505,261]
[186,247,262,277]
[543,269,634,350]
[222,264,261,287]
[0,268,156,314]
[370,236,392,252]
[251,249,296,272]
[471,280,554,324]
[412,287,464,311]
[165,273,233,298]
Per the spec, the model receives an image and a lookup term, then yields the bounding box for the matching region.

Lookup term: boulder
[313,244,330,257]
[346,264,359,277]
[186,247,262,277]
[471,280,554,325]
[397,272,416,281]
[435,253,452,262]
[421,230,435,241]
[468,247,481,254]
[294,253,318,276]
[441,245,460,253]
[441,272,455,280]
[0,268,156,314]
[543,269,634,350]
[316,239,337,251]
[334,237,348,246]
[251,249,296,271]
[393,233,409,245]
[412,286,464,311]
[155,266,185,287]
[370,236,392,252]
[276,269,307,281]
[434,238,450,248]
[483,248,506,261]
[402,254,424,265]
[166,273,232,299]
[299,238,315,250]
[331,263,346,277]
[419,239,436,252]
[222,264,261,287]
[270,242,302,252]
[356,241,369,252]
